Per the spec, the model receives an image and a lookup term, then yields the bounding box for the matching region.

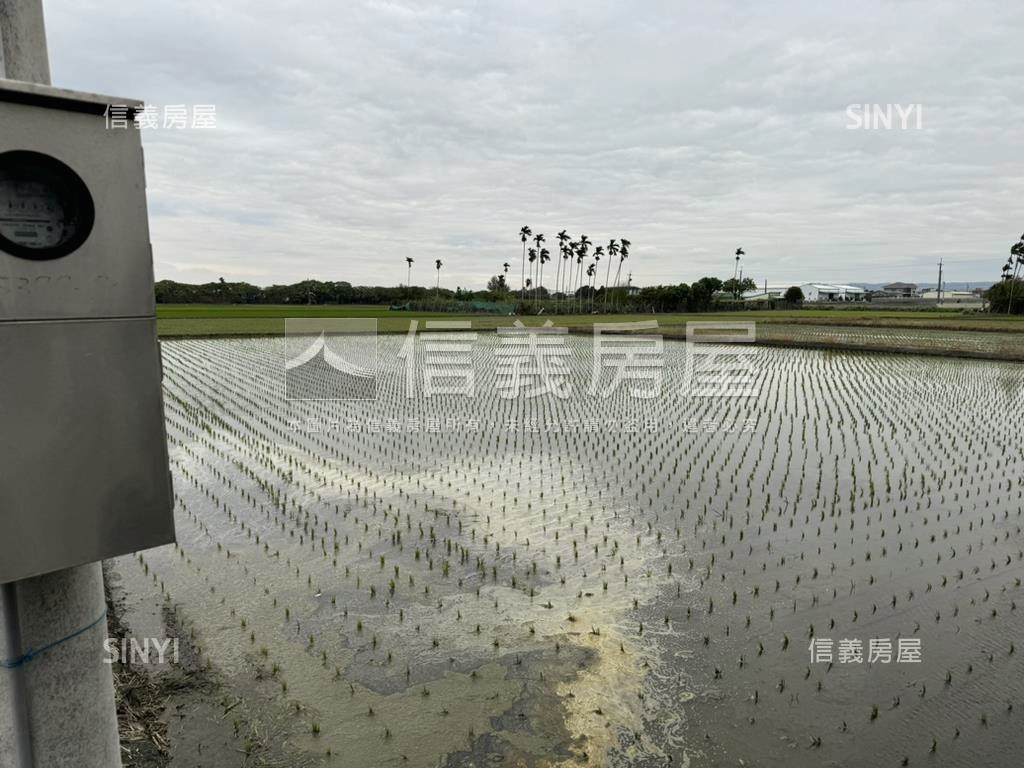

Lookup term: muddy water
[119,335,1024,767]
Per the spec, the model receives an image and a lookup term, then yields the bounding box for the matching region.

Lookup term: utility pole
[936,259,944,307]
[0,0,50,83]
[0,2,124,766]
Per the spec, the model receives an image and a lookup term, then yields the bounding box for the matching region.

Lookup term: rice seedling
[135,335,1024,767]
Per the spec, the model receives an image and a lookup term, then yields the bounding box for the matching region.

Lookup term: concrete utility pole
[936,259,944,306]
[0,0,50,82]
[0,2,124,766]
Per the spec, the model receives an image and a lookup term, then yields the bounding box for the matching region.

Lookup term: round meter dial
[0,150,94,260]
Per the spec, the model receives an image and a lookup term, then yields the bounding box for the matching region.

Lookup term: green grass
[157,304,408,319]
[155,303,1024,338]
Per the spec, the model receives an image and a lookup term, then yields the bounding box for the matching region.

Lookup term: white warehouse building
[742,284,794,300]
[800,283,866,302]
[742,283,867,302]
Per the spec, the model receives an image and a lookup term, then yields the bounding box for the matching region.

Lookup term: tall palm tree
[572,247,582,312]
[532,233,545,303]
[538,247,550,307]
[502,262,511,288]
[586,262,597,312]
[612,238,630,310]
[564,241,577,313]
[733,247,744,298]
[435,259,442,296]
[1008,235,1024,314]
[528,247,538,303]
[555,230,570,307]
[405,257,414,299]
[519,226,532,299]
[603,239,619,310]
[576,235,591,313]
[561,244,569,309]
[591,246,604,313]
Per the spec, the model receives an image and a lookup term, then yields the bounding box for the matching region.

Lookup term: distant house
[880,282,917,298]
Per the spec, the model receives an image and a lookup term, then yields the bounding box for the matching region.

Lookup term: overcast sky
[45,0,1024,290]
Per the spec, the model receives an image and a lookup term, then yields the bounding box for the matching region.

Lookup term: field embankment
[155,305,1024,361]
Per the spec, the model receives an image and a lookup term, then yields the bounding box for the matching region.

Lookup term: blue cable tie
[0,609,108,670]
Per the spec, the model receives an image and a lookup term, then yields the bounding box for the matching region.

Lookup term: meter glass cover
[0,150,94,260]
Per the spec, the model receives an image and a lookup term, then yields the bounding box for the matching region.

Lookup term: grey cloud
[40,0,1024,288]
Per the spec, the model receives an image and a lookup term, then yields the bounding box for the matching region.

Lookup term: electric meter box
[0,80,175,583]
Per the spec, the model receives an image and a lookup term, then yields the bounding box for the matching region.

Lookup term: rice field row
[118,334,1024,766]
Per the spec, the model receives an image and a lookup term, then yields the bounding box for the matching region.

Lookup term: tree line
[155,275,777,312]
[155,278,443,306]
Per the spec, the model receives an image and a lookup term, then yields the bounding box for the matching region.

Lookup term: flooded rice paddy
[117,334,1024,767]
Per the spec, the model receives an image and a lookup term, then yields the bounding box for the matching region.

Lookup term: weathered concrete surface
[14,564,121,767]
[0,0,51,84]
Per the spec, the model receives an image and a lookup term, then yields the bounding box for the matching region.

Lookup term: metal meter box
[0,80,175,583]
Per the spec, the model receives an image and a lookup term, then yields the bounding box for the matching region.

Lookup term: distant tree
[721,277,756,298]
[538,247,550,306]
[555,230,570,302]
[603,239,619,309]
[575,235,591,312]
[527,247,538,301]
[589,246,603,311]
[638,283,690,312]
[689,277,724,311]
[784,285,804,305]
[1004,235,1024,313]
[561,241,573,309]
[986,279,1024,314]
[611,238,630,309]
[518,226,532,295]
[155,279,196,303]
[532,233,546,301]
[486,274,508,293]
[586,262,598,311]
